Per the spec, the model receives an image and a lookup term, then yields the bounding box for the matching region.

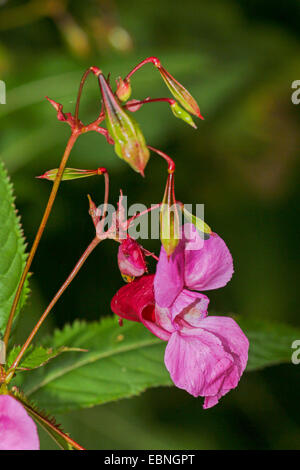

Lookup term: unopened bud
[156,65,203,119]
[171,102,197,128]
[118,238,147,279]
[181,205,211,238]
[160,174,180,258]
[37,167,106,182]
[116,77,132,102]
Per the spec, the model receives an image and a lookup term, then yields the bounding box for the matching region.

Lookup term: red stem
[126,203,161,228]
[125,97,176,109]
[148,146,176,173]
[3,131,79,347]
[75,66,104,125]
[124,56,161,81]
[7,237,101,375]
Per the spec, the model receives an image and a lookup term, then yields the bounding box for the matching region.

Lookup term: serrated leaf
[7,344,85,371]
[15,317,171,413]
[14,315,300,414]
[0,159,29,337]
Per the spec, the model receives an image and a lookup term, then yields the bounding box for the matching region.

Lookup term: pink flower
[111,225,249,408]
[154,223,234,309]
[0,395,40,450]
[118,238,147,279]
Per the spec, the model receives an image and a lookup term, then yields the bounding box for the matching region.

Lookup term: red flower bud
[118,238,147,280]
[115,77,132,102]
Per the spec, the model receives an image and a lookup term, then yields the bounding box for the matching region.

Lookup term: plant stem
[124,56,161,81]
[126,203,161,228]
[75,66,105,125]
[3,132,79,348]
[74,67,96,124]
[148,145,176,173]
[7,237,101,376]
[125,97,176,110]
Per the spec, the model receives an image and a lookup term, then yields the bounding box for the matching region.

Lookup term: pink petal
[182,223,205,251]
[164,328,235,399]
[198,316,249,375]
[111,275,155,323]
[185,232,234,291]
[154,305,174,335]
[170,289,209,325]
[154,240,185,308]
[111,275,170,340]
[0,395,40,450]
[164,323,247,408]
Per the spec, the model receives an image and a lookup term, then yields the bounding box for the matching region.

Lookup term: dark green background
[0,0,299,449]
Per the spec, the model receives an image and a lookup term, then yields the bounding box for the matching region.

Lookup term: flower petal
[0,395,39,450]
[185,232,234,291]
[198,316,249,375]
[155,305,174,334]
[164,327,242,407]
[182,223,206,251]
[111,275,155,322]
[170,289,209,325]
[154,240,185,308]
[111,275,170,340]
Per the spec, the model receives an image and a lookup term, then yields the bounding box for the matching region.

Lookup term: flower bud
[156,65,203,119]
[36,167,106,182]
[98,74,150,175]
[160,174,180,258]
[181,205,211,239]
[116,77,132,102]
[118,238,147,281]
[170,102,197,128]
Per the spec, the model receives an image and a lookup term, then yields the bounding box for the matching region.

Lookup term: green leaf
[7,344,86,371]
[236,316,300,371]
[0,159,29,337]
[16,317,171,413]
[14,315,300,414]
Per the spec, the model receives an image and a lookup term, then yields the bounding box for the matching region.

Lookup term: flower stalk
[6,236,102,380]
[3,131,80,348]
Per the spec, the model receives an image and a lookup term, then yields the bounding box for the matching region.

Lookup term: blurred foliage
[0,0,299,450]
